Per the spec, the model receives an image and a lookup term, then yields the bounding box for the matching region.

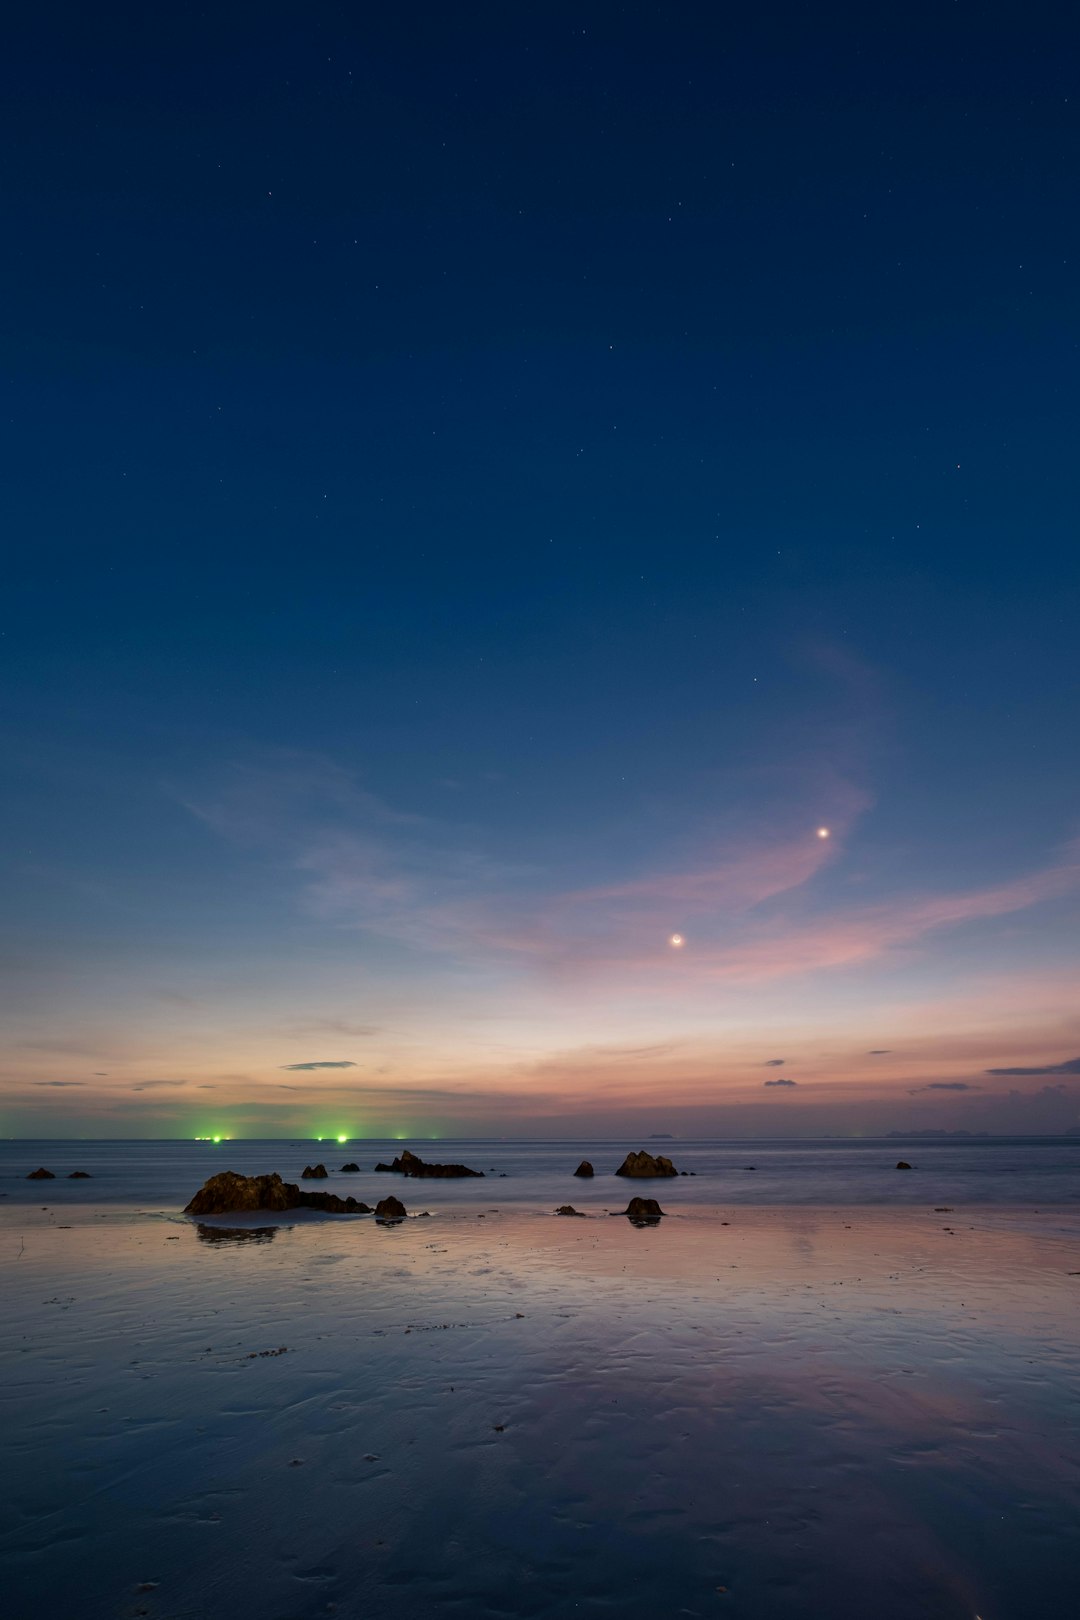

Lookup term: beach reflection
[3,1203,1079,1619]
[195,1222,279,1245]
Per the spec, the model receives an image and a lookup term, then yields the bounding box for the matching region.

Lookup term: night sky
[4,5,1079,1138]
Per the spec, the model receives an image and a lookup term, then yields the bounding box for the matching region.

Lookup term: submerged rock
[373,1147,484,1179]
[375,1195,407,1219]
[340,1162,360,1172]
[27,1168,55,1180]
[554,1204,586,1217]
[184,1170,372,1217]
[301,1164,329,1179]
[896,1160,913,1170]
[614,1150,678,1178]
[618,1196,665,1223]
[573,1160,594,1177]
[68,1171,92,1178]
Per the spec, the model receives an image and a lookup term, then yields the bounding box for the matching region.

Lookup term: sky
[3,4,1079,1138]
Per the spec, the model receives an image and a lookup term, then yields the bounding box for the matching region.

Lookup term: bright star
[817,827,830,839]
[669,933,685,947]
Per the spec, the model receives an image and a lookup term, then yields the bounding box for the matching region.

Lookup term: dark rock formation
[27,1168,54,1179]
[614,1150,677,1178]
[373,1147,483,1179]
[301,1189,373,1214]
[554,1204,586,1217]
[340,1163,360,1172]
[184,1171,372,1216]
[618,1196,665,1223]
[301,1163,329,1179]
[375,1195,407,1219]
[68,1171,92,1178]
[896,1160,913,1170]
[573,1160,594,1177]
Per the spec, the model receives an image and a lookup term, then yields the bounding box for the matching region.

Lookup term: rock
[614,1150,677,1178]
[617,1196,665,1222]
[68,1171,92,1178]
[895,1160,913,1170]
[554,1204,586,1216]
[27,1168,55,1180]
[300,1189,374,1214]
[375,1196,407,1219]
[301,1164,329,1178]
[373,1147,483,1178]
[573,1160,594,1177]
[184,1170,372,1216]
[340,1163,360,1172]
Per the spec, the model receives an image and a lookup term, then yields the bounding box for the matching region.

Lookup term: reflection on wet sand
[195,1222,280,1244]
[3,1203,1079,1619]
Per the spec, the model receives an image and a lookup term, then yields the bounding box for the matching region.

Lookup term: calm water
[2,1134,1079,1209]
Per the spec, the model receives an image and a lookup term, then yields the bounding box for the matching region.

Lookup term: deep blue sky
[4,4,1079,1136]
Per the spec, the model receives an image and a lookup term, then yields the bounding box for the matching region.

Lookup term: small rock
[301,1164,329,1179]
[340,1162,360,1172]
[375,1196,407,1219]
[554,1205,585,1217]
[617,1196,665,1222]
[614,1150,678,1178]
[573,1160,595,1177]
[68,1171,92,1178]
[27,1168,55,1180]
[895,1161,913,1170]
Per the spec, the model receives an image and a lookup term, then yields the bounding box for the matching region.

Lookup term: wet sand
[3,1201,1079,1618]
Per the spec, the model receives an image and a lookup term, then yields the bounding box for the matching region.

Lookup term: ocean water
[2,1134,1079,1210]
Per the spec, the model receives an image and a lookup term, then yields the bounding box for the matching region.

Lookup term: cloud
[181,748,1080,997]
[867,1050,891,1055]
[763,1058,786,1066]
[32,1080,87,1088]
[908,1082,979,1094]
[764,1077,797,1087]
[985,1056,1080,1077]
[280,1060,357,1071]
[130,1079,187,1091]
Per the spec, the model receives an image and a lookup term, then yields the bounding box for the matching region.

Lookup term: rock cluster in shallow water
[373,1147,483,1178]
[614,1150,678,1178]
[301,1163,329,1179]
[184,1171,372,1216]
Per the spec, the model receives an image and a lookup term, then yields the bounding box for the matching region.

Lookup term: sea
[2,1133,1079,1210]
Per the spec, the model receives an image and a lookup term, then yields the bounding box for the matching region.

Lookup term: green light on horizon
[337,1134,347,1144]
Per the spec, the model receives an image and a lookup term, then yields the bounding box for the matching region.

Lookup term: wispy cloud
[764,1077,797,1087]
[908,1082,979,1094]
[280,1060,357,1071]
[763,1058,786,1066]
[986,1056,1080,1077]
[179,749,1080,998]
[32,1080,87,1088]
